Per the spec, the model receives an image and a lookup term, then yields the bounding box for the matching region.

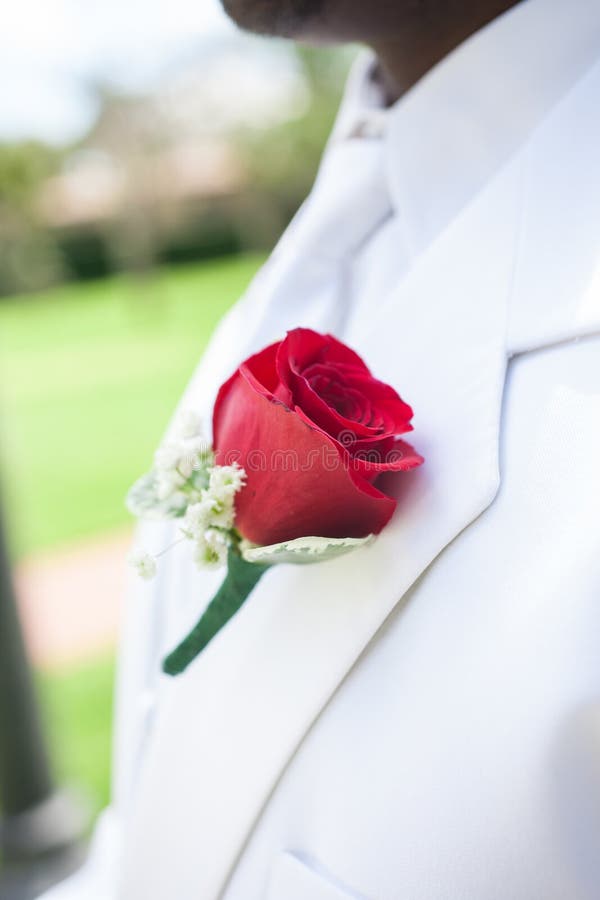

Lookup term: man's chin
[221,0,325,37]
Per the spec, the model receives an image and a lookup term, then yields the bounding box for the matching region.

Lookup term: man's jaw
[221,0,326,38]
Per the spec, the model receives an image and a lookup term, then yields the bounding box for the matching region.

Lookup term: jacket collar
[335,0,600,260]
[506,54,600,354]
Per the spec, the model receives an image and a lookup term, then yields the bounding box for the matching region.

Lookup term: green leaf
[162,548,270,676]
[241,533,374,566]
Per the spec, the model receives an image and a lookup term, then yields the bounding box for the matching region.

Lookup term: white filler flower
[208,464,247,502]
[128,549,157,581]
[194,528,229,569]
[128,438,247,578]
[180,465,247,569]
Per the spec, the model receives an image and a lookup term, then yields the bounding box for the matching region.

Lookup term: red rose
[213,328,423,546]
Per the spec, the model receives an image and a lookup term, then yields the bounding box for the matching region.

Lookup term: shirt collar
[336,0,600,257]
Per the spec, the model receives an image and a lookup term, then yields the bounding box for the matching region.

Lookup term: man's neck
[370,2,520,104]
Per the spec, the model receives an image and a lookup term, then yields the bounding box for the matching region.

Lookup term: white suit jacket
[42,1,600,898]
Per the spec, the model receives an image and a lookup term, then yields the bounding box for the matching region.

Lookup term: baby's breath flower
[181,498,213,540]
[154,442,182,472]
[178,435,212,478]
[181,490,235,538]
[208,464,247,502]
[156,468,186,500]
[177,455,195,480]
[128,549,157,581]
[193,528,229,569]
[206,527,229,562]
[206,493,235,529]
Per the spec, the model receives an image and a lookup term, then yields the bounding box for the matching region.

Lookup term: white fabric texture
[38,0,600,897]
[267,852,367,899]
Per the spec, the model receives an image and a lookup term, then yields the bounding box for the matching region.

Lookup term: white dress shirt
[39,1,600,898]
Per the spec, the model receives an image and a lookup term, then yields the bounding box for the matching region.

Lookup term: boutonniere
[127,328,423,675]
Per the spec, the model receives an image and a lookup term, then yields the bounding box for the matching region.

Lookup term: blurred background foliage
[0,25,352,835]
[0,47,350,297]
[38,655,116,818]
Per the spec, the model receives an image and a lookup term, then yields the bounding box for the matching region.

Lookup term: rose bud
[213,328,423,546]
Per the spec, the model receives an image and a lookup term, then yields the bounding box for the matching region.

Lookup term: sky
[1,0,238,144]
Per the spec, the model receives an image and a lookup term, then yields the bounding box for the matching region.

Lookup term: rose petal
[213,372,397,545]
[351,439,425,478]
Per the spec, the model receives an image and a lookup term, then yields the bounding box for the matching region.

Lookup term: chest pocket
[266,852,370,900]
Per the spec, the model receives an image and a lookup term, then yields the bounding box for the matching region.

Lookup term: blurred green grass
[1,255,264,824]
[0,255,264,558]
[38,654,116,820]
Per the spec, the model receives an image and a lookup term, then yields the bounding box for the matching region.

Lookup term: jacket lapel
[119,152,524,899]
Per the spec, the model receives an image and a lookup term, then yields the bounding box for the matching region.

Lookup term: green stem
[162,548,270,676]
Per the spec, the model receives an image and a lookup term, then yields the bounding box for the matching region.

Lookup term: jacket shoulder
[507,62,600,356]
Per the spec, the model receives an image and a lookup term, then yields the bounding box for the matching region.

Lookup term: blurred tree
[0,143,66,296]
[0,45,352,299]
[0,143,59,208]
